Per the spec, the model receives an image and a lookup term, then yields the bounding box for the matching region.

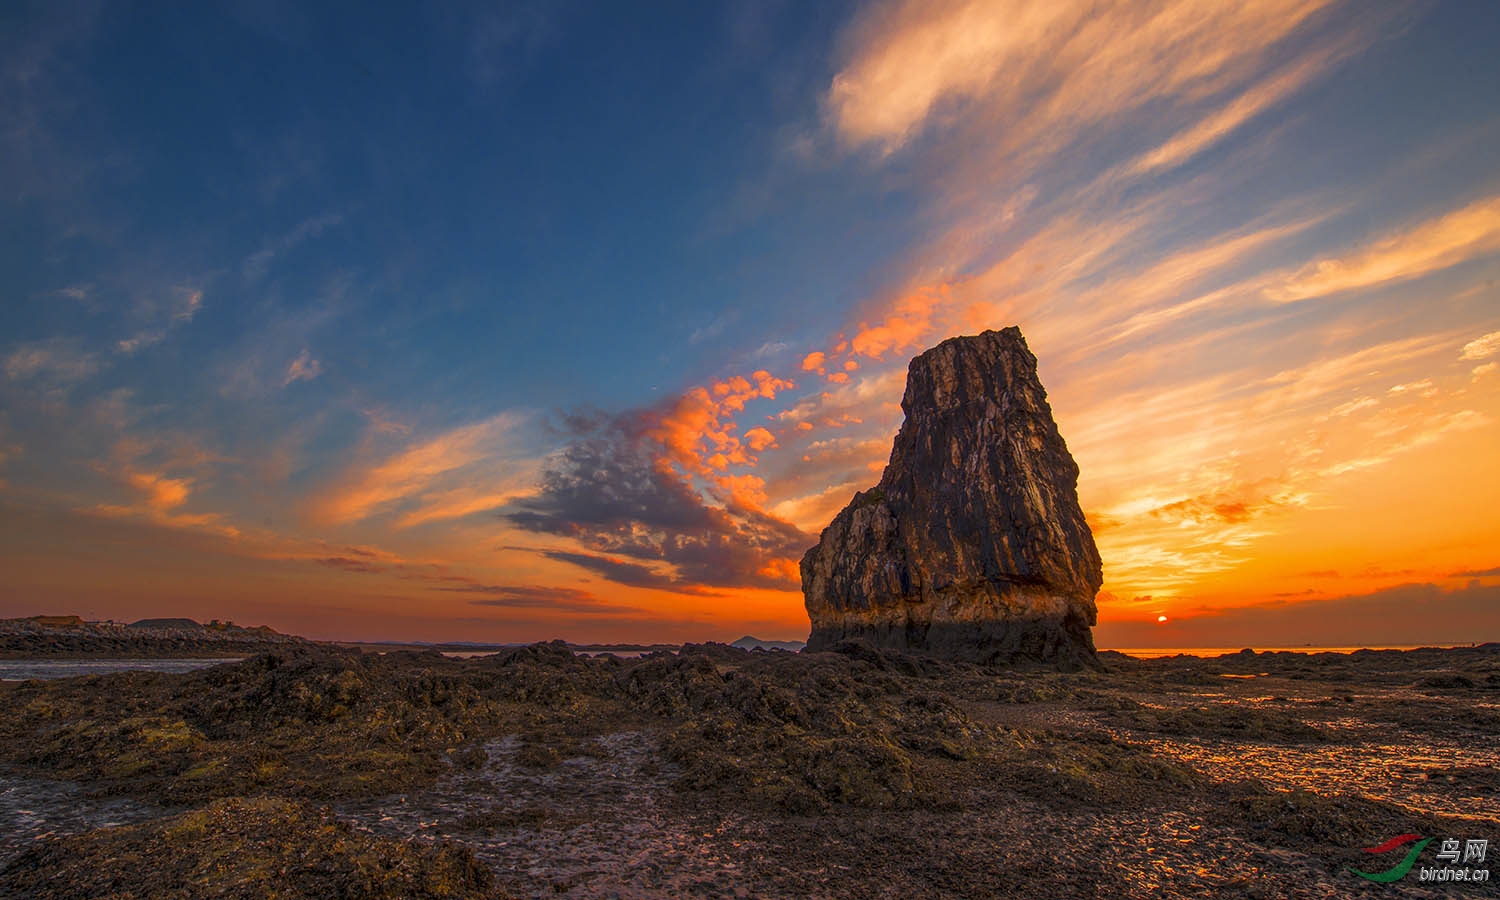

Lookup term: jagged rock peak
[801,327,1103,669]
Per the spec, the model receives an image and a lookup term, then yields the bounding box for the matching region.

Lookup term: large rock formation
[801,327,1102,668]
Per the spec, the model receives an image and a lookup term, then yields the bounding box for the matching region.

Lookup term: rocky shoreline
[0,616,308,659]
[1,642,1497,898]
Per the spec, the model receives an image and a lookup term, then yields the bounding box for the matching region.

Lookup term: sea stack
[801,327,1103,669]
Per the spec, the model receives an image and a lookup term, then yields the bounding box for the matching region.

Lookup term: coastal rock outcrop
[801,327,1102,668]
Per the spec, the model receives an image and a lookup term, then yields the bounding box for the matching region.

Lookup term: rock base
[808,616,1099,671]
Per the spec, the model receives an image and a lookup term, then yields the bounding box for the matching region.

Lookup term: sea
[0,645,1473,681]
[0,658,244,682]
[1104,645,1473,659]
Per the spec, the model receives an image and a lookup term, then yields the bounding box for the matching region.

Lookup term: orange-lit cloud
[393,484,538,530]
[768,432,894,533]
[743,427,777,452]
[828,0,1340,156]
[125,471,191,511]
[1269,195,1500,303]
[646,370,793,477]
[714,472,769,510]
[769,479,869,536]
[850,284,951,360]
[1461,330,1500,361]
[774,368,904,432]
[84,502,241,541]
[310,412,536,527]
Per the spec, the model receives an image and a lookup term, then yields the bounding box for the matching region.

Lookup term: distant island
[730,635,807,652]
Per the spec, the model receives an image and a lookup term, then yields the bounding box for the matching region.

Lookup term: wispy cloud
[793,0,1391,399]
[394,481,539,529]
[310,411,538,527]
[827,0,1342,156]
[1122,26,1375,180]
[0,5,108,225]
[689,311,735,344]
[4,338,101,385]
[84,502,241,540]
[450,583,645,615]
[305,553,646,615]
[464,1,562,88]
[243,213,344,281]
[116,288,203,355]
[282,349,322,386]
[217,280,344,397]
[1269,195,1500,303]
[538,550,720,596]
[1256,333,1457,411]
[1461,329,1500,361]
[56,283,93,302]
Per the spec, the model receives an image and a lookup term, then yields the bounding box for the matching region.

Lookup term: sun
[1156,615,1168,624]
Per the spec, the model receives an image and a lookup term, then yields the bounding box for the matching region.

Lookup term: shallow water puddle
[1142,734,1500,822]
[0,771,159,866]
[0,658,241,682]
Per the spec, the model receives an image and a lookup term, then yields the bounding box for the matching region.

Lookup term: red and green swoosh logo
[1349,834,1432,883]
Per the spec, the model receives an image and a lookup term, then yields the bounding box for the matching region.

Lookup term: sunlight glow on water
[1106,646,1471,659]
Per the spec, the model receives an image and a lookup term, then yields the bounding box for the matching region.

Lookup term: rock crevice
[801,327,1102,668]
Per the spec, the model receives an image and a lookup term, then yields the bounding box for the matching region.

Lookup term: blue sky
[3,1,1499,646]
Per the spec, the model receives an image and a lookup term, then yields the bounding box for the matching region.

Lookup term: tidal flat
[1,643,1497,899]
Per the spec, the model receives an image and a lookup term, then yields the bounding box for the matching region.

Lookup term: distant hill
[128,618,203,629]
[730,635,806,652]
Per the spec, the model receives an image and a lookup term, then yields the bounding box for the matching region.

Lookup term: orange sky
[3,0,1498,647]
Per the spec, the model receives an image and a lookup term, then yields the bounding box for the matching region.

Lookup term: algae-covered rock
[0,797,501,899]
